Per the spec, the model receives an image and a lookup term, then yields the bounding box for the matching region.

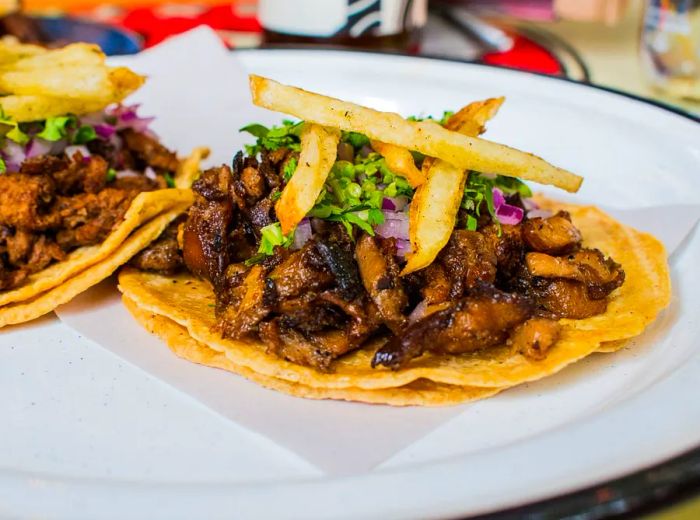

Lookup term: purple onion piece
[376,211,409,241]
[94,123,116,139]
[292,218,313,250]
[382,195,408,212]
[25,138,53,159]
[495,204,524,225]
[522,197,539,211]
[3,140,26,170]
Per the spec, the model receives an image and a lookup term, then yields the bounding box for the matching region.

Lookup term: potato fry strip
[249,75,582,193]
[276,124,340,235]
[403,98,504,275]
[370,140,425,187]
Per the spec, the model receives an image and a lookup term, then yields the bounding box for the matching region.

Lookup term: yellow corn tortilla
[597,339,630,353]
[0,148,205,307]
[118,199,671,391]
[0,202,189,327]
[123,296,501,406]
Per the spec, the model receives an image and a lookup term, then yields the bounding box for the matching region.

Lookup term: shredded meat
[0,134,178,290]
[178,147,627,371]
[522,211,582,255]
[129,220,184,274]
[122,129,179,172]
[355,234,407,333]
[373,286,534,369]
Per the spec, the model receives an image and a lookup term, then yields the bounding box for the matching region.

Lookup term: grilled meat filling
[0,133,178,291]
[180,148,626,371]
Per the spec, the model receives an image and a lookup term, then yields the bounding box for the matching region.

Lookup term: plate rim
[4,48,699,520]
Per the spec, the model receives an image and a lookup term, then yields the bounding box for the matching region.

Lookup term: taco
[119,78,670,406]
[0,40,207,326]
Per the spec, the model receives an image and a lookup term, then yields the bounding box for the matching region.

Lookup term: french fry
[370,140,425,187]
[403,98,504,275]
[0,42,144,121]
[0,43,104,70]
[250,75,582,193]
[275,124,340,235]
[0,65,113,100]
[0,95,112,122]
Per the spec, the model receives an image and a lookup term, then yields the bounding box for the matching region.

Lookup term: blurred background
[1,0,698,115]
[1,0,698,116]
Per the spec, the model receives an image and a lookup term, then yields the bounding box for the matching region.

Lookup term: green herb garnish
[164,172,175,188]
[73,125,97,145]
[257,222,293,255]
[36,116,76,142]
[106,168,117,182]
[461,173,530,232]
[283,156,298,182]
[240,120,303,156]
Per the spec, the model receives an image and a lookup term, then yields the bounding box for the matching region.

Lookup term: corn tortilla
[0,148,204,307]
[118,199,671,390]
[123,296,501,406]
[0,203,189,327]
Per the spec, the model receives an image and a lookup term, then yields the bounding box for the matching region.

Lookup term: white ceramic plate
[1,50,699,520]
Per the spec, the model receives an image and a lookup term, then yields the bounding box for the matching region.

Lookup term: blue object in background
[36,16,143,56]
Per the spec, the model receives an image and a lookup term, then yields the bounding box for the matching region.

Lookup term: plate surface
[1,50,699,520]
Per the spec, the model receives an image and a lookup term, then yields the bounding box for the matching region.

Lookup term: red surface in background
[106,3,563,75]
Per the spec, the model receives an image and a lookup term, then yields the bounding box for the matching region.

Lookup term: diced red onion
[3,140,25,171]
[25,138,53,159]
[382,196,408,212]
[145,166,157,180]
[94,123,116,139]
[109,104,155,133]
[492,187,524,226]
[527,209,553,220]
[376,211,409,241]
[395,238,412,258]
[115,169,140,179]
[65,145,91,159]
[292,218,313,250]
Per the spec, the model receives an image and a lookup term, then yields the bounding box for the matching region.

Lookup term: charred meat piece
[315,235,362,301]
[355,234,408,333]
[526,249,624,299]
[0,173,58,230]
[51,154,108,195]
[267,243,334,301]
[20,155,68,177]
[481,223,526,285]
[532,279,608,319]
[130,220,184,274]
[373,286,533,369]
[122,129,179,172]
[439,230,497,298]
[182,166,233,289]
[420,263,451,305]
[54,188,136,248]
[522,211,582,255]
[509,318,561,360]
[218,265,271,338]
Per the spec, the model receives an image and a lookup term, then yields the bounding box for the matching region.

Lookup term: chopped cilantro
[240,120,303,156]
[461,173,531,232]
[270,189,282,202]
[341,131,370,149]
[308,152,409,238]
[283,156,298,182]
[73,125,97,145]
[37,116,76,141]
[407,110,454,126]
[106,168,117,182]
[0,158,6,174]
[164,172,175,188]
[257,222,293,255]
